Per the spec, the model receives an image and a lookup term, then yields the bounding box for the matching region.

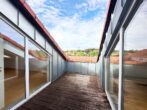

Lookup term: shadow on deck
[17,73,111,110]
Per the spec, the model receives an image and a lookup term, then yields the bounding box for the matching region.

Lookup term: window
[28,40,50,94]
[124,1,147,110]
[107,39,120,109]
[0,19,25,109]
[0,18,51,109]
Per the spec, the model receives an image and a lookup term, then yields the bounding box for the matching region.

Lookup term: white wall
[67,62,97,75]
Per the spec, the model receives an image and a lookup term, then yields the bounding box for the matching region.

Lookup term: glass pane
[107,40,119,109]
[0,19,25,110]
[124,1,147,110]
[0,20,24,47]
[28,40,49,94]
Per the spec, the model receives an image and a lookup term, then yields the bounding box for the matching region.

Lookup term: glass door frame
[0,15,52,110]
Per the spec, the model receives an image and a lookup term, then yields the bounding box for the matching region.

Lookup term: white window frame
[0,16,52,110]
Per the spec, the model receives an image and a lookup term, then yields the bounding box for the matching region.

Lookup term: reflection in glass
[0,19,24,46]
[28,40,49,94]
[108,40,119,109]
[124,1,147,110]
[0,19,25,110]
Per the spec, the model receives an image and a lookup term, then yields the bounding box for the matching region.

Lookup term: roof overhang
[97,0,117,62]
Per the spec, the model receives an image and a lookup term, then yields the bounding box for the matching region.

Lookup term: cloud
[26,0,46,6]
[48,13,105,50]
[75,0,108,11]
[26,0,47,13]
[75,3,87,9]
[86,0,100,11]
[26,0,108,50]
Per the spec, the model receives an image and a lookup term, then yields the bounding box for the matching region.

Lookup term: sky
[26,0,108,51]
[125,0,147,50]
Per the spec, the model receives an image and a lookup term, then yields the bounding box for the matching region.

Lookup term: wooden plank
[17,73,111,110]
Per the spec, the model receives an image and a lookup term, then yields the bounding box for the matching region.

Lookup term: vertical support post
[57,54,58,79]
[104,58,107,90]
[110,64,114,93]
[50,56,53,82]
[47,57,50,82]
[87,63,89,75]
[61,58,62,75]
[105,57,110,91]
[25,37,29,98]
[52,49,54,82]
[95,63,96,75]
[102,56,105,89]
[100,58,102,88]
[0,38,4,109]
[100,59,102,87]
[80,62,82,74]
[15,56,19,77]
[101,57,103,88]
[118,27,124,110]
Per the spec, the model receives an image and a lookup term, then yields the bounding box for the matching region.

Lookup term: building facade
[0,0,147,110]
[0,0,67,109]
[98,0,147,110]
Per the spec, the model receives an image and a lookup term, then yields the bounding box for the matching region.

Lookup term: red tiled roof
[68,56,97,63]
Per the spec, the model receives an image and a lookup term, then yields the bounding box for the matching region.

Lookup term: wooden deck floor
[17,73,111,110]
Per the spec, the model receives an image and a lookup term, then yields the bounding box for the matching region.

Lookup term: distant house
[131,57,147,63]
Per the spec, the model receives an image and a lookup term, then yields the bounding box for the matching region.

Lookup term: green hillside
[64,48,99,57]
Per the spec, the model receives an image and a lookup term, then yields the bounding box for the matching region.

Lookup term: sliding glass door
[106,39,120,109]
[124,1,147,110]
[0,18,51,109]
[28,40,50,94]
[0,19,25,110]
